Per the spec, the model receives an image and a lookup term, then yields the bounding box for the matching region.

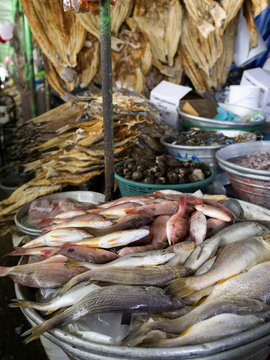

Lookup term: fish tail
[0,266,8,277]
[166,277,198,297]
[263,234,270,243]
[22,322,50,343]
[9,299,37,309]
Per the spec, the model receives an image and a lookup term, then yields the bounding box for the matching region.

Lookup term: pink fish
[126,199,179,217]
[166,197,189,245]
[189,211,207,245]
[59,244,119,263]
[117,243,167,257]
[194,199,234,222]
[96,194,154,209]
[3,246,59,258]
[206,218,230,238]
[154,190,203,207]
[151,215,171,244]
[0,256,88,288]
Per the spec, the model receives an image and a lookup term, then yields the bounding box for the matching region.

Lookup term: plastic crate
[114,161,215,197]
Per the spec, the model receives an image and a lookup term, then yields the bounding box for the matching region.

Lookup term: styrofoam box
[150,80,192,129]
[240,68,270,108]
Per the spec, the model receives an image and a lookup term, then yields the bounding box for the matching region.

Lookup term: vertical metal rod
[25,17,37,118]
[99,0,114,202]
[44,75,50,112]
[18,0,28,78]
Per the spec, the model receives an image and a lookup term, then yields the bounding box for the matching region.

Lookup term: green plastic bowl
[114,161,215,197]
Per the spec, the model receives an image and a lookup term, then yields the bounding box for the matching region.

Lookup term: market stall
[1,0,270,360]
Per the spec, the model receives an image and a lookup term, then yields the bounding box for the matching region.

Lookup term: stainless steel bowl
[161,130,257,173]
[216,141,270,208]
[178,104,265,132]
[14,191,105,237]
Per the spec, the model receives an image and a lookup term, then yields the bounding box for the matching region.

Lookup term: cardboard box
[150,81,192,129]
[240,68,270,108]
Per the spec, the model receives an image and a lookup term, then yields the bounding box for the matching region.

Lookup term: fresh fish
[221,198,245,220]
[206,261,270,304]
[118,243,166,257]
[167,240,195,266]
[22,285,184,343]
[96,195,153,209]
[53,210,87,223]
[60,248,177,294]
[59,244,118,263]
[87,214,154,237]
[124,298,269,346]
[126,199,179,217]
[142,313,264,347]
[0,256,88,288]
[59,265,191,287]
[183,285,215,305]
[184,222,269,271]
[189,211,207,245]
[194,198,234,222]
[10,282,100,314]
[4,246,60,258]
[166,198,189,245]
[153,190,203,207]
[49,214,114,231]
[88,202,141,218]
[22,228,91,248]
[195,256,216,275]
[152,215,171,244]
[74,229,150,248]
[168,235,270,297]
[206,218,229,238]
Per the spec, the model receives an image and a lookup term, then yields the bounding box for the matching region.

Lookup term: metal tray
[14,191,105,237]
[178,104,265,132]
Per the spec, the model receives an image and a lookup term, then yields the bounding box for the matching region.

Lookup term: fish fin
[216,273,239,285]
[22,323,49,343]
[8,299,35,308]
[0,266,8,277]
[263,234,270,243]
[125,208,137,214]
[44,309,57,315]
[65,259,85,267]
[166,277,197,297]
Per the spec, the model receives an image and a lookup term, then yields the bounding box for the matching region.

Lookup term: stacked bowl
[216,141,270,208]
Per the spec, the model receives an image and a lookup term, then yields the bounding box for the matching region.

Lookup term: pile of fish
[236,151,270,171]
[21,0,268,98]
[2,190,270,347]
[0,91,173,234]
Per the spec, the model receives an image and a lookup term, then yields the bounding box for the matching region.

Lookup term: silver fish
[206,260,270,304]
[184,222,269,271]
[189,211,207,245]
[22,285,184,343]
[168,235,270,297]
[144,313,264,347]
[124,297,269,346]
[166,198,189,245]
[60,249,177,294]
[0,255,88,288]
[10,282,100,314]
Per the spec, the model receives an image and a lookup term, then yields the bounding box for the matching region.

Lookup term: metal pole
[99,0,114,202]
[18,0,28,78]
[25,17,37,118]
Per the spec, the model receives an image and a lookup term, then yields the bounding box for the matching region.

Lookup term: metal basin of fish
[161,130,256,173]
[15,250,270,360]
[14,191,105,237]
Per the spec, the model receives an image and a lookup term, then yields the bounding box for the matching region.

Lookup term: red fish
[59,244,119,263]
[166,197,189,245]
[206,218,230,238]
[194,199,234,222]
